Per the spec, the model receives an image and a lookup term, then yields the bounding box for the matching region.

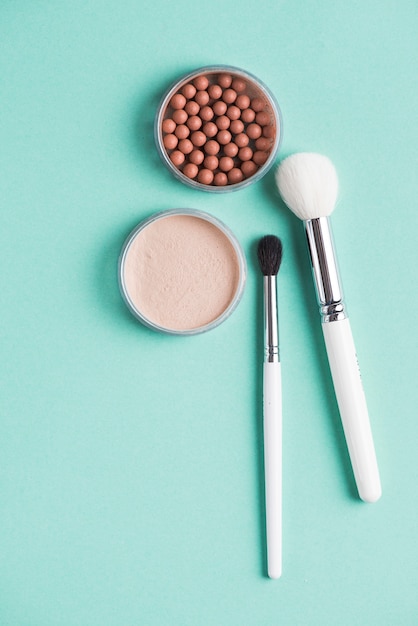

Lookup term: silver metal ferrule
[263,275,280,363]
[304,217,347,323]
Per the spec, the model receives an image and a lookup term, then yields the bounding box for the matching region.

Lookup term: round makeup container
[155,65,282,192]
[119,209,246,335]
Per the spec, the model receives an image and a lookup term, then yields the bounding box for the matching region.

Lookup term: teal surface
[1,2,417,625]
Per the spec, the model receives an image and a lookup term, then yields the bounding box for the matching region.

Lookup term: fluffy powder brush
[276,153,381,503]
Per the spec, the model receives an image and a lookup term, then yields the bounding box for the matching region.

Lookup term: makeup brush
[257,235,283,579]
[276,152,381,503]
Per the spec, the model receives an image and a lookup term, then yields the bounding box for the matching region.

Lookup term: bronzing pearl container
[155,65,282,192]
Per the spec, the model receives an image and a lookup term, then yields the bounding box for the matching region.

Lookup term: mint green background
[1,1,417,625]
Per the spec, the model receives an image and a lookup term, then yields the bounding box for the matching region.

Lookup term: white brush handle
[263,361,282,579]
[322,318,381,503]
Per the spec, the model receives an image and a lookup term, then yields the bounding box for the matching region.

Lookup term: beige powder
[123,214,241,331]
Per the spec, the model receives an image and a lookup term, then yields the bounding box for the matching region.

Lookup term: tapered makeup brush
[276,153,381,503]
[257,235,283,579]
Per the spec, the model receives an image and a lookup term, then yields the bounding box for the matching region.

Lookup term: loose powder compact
[119,209,246,334]
[155,65,282,192]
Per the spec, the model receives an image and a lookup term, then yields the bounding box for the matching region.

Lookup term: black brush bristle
[257,235,283,276]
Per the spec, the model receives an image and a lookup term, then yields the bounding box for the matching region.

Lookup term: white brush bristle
[275,153,339,221]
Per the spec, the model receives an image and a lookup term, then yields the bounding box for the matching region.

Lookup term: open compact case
[119,208,246,335]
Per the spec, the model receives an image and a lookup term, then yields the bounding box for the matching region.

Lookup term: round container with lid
[118,209,246,335]
[155,66,282,192]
